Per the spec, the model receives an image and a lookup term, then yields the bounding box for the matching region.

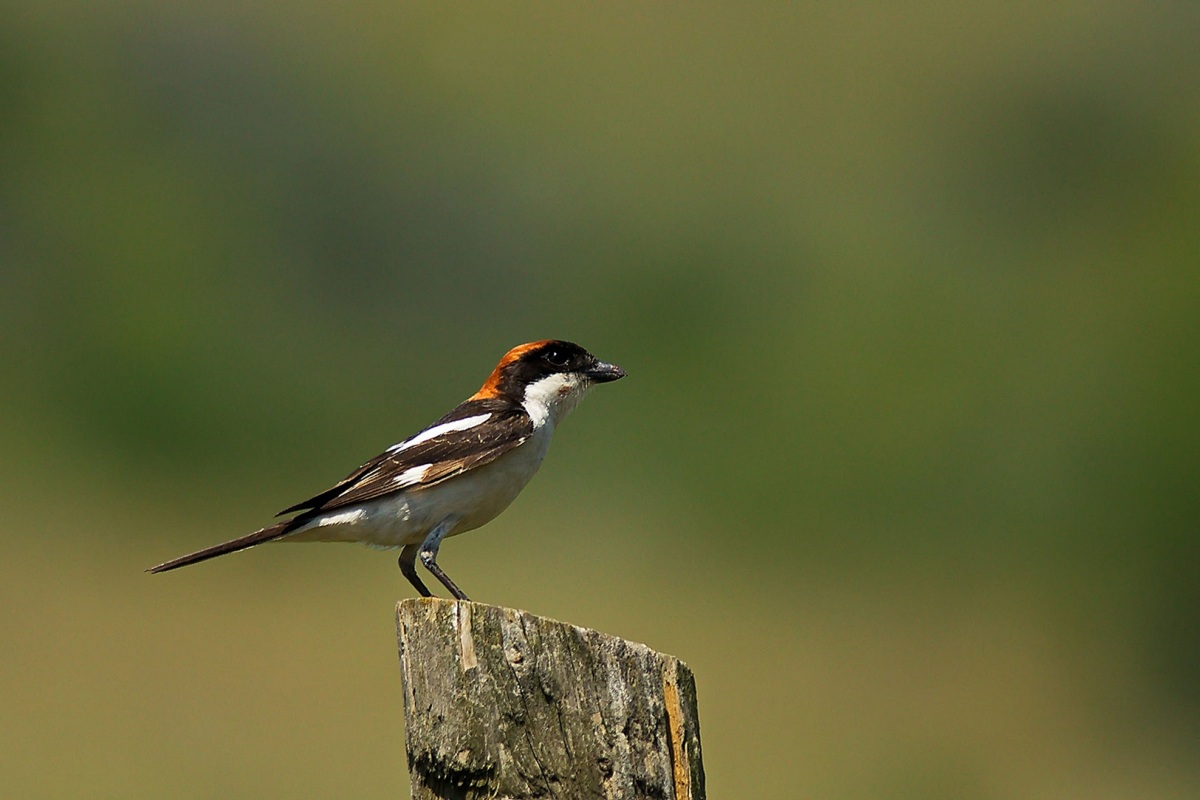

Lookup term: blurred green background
[3,3,1198,798]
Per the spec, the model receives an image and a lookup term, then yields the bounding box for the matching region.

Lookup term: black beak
[586,360,626,383]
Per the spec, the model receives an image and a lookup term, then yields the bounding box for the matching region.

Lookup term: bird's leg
[398,543,433,597]
[418,517,470,602]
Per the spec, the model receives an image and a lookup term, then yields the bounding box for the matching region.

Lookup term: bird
[148,340,625,601]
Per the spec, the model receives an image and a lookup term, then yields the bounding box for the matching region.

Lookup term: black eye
[543,347,570,368]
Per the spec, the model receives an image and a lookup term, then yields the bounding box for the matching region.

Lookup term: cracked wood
[397,598,705,800]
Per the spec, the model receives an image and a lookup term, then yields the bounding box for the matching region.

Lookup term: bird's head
[472,340,625,428]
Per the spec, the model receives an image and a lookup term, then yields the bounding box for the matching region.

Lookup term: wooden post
[396,598,705,800]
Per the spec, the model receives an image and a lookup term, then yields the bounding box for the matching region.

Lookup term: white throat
[521,373,590,429]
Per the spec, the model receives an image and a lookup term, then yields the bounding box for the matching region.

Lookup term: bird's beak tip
[588,361,626,383]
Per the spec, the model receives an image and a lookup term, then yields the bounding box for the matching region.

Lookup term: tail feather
[147,521,294,574]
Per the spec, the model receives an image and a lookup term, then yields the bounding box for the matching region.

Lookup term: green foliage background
[3,3,1198,798]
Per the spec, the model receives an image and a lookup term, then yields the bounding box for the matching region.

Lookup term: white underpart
[286,425,556,548]
[392,464,431,486]
[284,372,595,549]
[387,413,492,453]
[521,372,592,430]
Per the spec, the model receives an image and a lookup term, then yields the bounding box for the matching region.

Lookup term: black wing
[277,399,533,517]
[147,400,533,575]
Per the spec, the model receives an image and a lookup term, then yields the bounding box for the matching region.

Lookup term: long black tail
[147,521,294,574]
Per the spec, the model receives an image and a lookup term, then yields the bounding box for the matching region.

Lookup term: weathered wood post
[396,598,705,800]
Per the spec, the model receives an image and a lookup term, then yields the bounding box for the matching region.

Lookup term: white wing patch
[316,508,366,527]
[392,464,432,487]
[386,413,492,453]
